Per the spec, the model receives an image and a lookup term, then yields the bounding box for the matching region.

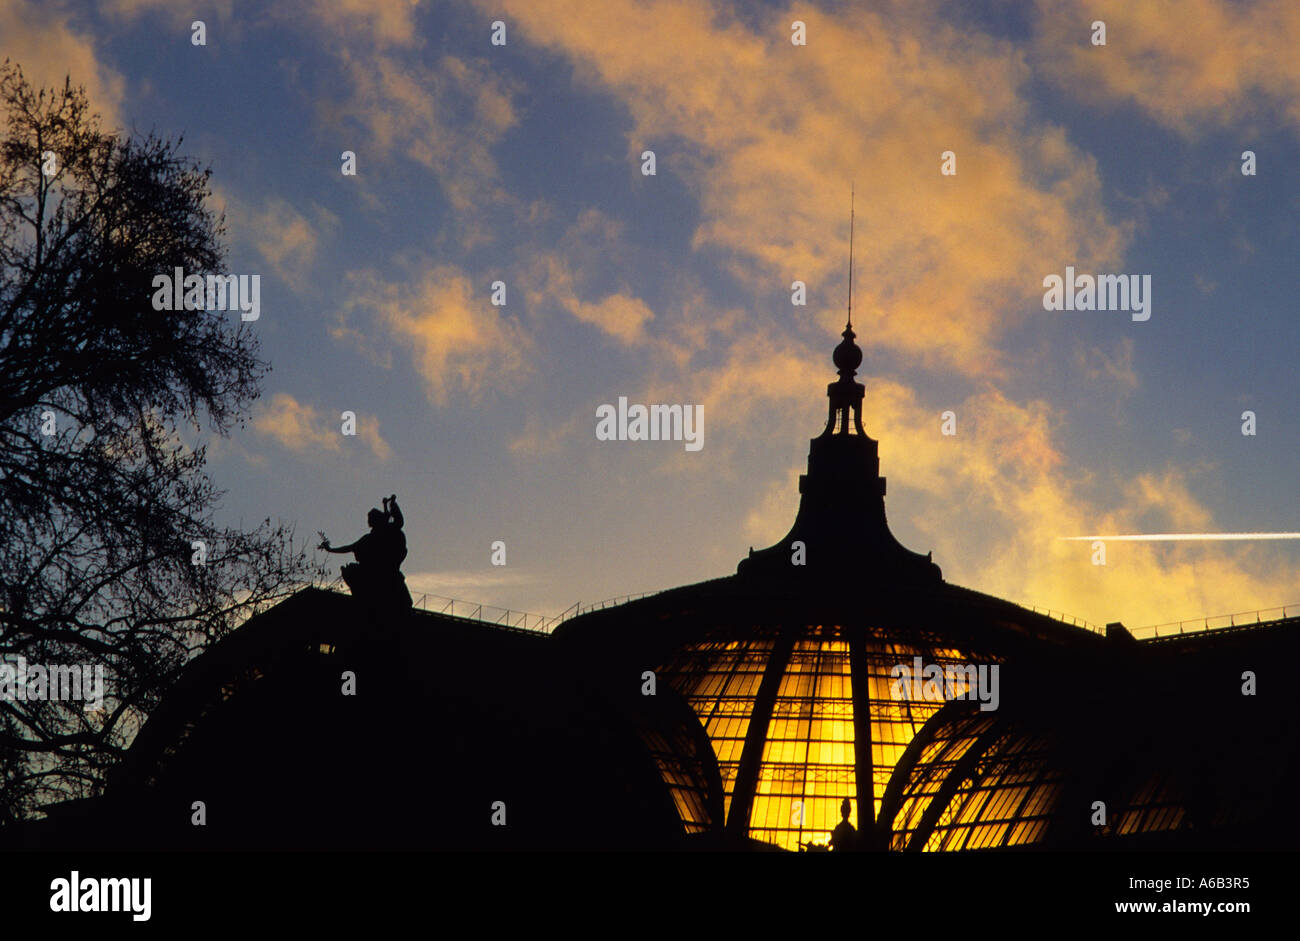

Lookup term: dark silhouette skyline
[8,323,1297,855]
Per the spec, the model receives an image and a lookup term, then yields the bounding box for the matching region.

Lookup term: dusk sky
[6,0,1298,629]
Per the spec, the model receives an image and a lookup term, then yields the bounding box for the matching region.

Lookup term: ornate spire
[735,196,940,584]
[824,325,866,437]
[846,182,854,331]
[823,188,866,436]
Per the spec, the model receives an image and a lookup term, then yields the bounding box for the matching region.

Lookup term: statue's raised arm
[385,494,403,529]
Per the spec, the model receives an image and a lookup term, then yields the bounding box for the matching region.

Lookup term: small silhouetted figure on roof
[320,494,412,610]
[830,798,856,852]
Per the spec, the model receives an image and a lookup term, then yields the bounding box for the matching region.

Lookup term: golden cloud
[342,264,533,407]
[255,392,392,461]
[1034,0,1300,135]
[299,0,418,47]
[324,50,519,242]
[0,0,125,126]
[526,255,655,344]
[243,198,337,291]
[481,0,1130,375]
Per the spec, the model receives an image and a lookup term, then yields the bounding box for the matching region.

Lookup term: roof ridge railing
[408,592,570,633]
[566,591,655,619]
[313,576,629,635]
[313,576,1296,643]
[1015,602,1102,635]
[313,576,562,633]
[1128,603,1300,640]
[405,588,660,632]
[322,576,1112,638]
[1012,600,1300,640]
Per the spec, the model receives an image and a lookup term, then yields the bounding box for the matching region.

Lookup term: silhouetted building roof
[12,323,1299,853]
[554,323,1300,851]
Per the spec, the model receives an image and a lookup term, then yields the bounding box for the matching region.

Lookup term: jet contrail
[1061,533,1300,542]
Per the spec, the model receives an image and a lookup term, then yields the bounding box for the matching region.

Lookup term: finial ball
[833,327,862,374]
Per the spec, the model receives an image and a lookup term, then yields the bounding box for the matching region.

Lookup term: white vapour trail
[1061,533,1300,542]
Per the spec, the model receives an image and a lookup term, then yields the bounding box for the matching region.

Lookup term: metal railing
[312,576,659,635]
[313,574,1297,645]
[407,589,659,633]
[565,591,655,619]
[319,572,1114,639]
[408,592,573,633]
[1013,600,1300,641]
[1015,602,1102,635]
[1129,603,1300,640]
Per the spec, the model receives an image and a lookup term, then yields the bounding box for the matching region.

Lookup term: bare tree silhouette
[0,61,321,823]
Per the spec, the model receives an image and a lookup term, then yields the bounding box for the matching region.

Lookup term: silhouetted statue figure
[320,494,412,611]
[829,797,856,852]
